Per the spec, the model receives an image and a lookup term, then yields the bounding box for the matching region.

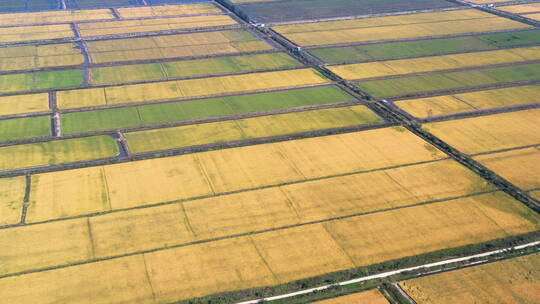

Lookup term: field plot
[0,176,25,226]
[424,108,540,154]
[78,15,237,37]
[86,29,272,64]
[400,253,540,303]
[65,0,138,9]
[0,8,113,26]
[497,3,540,22]
[329,46,540,80]
[0,116,51,141]
[0,135,118,171]
[0,69,84,94]
[0,93,50,116]
[117,3,222,18]
[474,146,540,190]
[61,86,354,134]
[273,9,530,47]
[124,105,382,153]
[235,0,457,23]
[357,62,540,98]
[90,53,299,85]
[0,24,74,43]
[309,30,540,64]
[0,43,84,72]
[0,0,61,13]
[313,289,389,304]
[395,85,540,118]
[57,68,330,109]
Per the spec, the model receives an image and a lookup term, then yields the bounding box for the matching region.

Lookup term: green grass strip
[0,70,84,94]
[0,116,51,141]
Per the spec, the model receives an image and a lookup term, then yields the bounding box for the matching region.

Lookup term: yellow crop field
[125,105,382,153]
[145,237,277,303]
[532,191,540,200]
[324,191,540,267]
[396,85,540,118]
[313,289,389,304]
[87,29,270,64]
[424,108,540,154]
[0,93,50,116]
[26,166,111,223]
[25,127,446,221]
[57,68,329,109]
[498,3,540,14]
[78,15,237,37]
[329,47,540,80]
[0,43,83,72]
[474,147,540,190]
[0,9,114,26]
[0,176,25,226]
[0,255,155,304]
[0,218,91,276]
[274,13,529,46]
[400,253,540,304]
[526,13,540,21]
[0,135,119,172]
[118,3,222,18]
[0,24,75,43]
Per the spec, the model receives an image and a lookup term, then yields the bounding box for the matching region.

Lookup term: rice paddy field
[1,0,539,303]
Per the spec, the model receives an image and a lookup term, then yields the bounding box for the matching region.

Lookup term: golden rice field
[424,108,540,154]
[0,43,84,72]
[124,105,383,153]
[0,24,75,43]
[1,191,538,303]
[0,93,50,116]
[395,85,540,118]
[0,176,26,226]
[532,191,540,200]
[400,253,540,304]
[117,3,222,18]
[0,9,114,26]
[328,46,540,80]
[273,10,530,46]
[57,68,330,109]
[86,29,272,63]
[497,3,540,14]
[312,289,389,304]
[77,15,237,37]
[474,146,540,190]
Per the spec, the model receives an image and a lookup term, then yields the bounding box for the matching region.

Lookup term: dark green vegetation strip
[0,116,51,142]
[357,62,540,98]
[310,30,540,64]
[90,53,301,85]
[61,86,354,134]
[0,0,61,12]
[0,70,84,94]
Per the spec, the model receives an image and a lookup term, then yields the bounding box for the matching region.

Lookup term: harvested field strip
[0,176,25,226]
[124,105,383,153]
[400,253,540,304]
[2,158,494,275]
[0,43,84,72]
[0,69,84,94]
[312,289,389,304]
[61,86,354,134]
[0,116,51,142]
[117,3,222,18]
[86,29,272,64]
[330,46,540,80]
[309,30,540,64]
[424,108,540,154]
[395,85,540,118]
[57,68,330,109]
[474,146,540,190]
[0,8,114,26]
[1,191,539,303]
[0,93,50,116]
[0,135,119,172]
[498,3,540,14]
[24,127,448,222]
[89,53,300,85]
[357,62,540,98]
[78,15,237,37]
[273,11,530,46]
[0,24,75,43]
